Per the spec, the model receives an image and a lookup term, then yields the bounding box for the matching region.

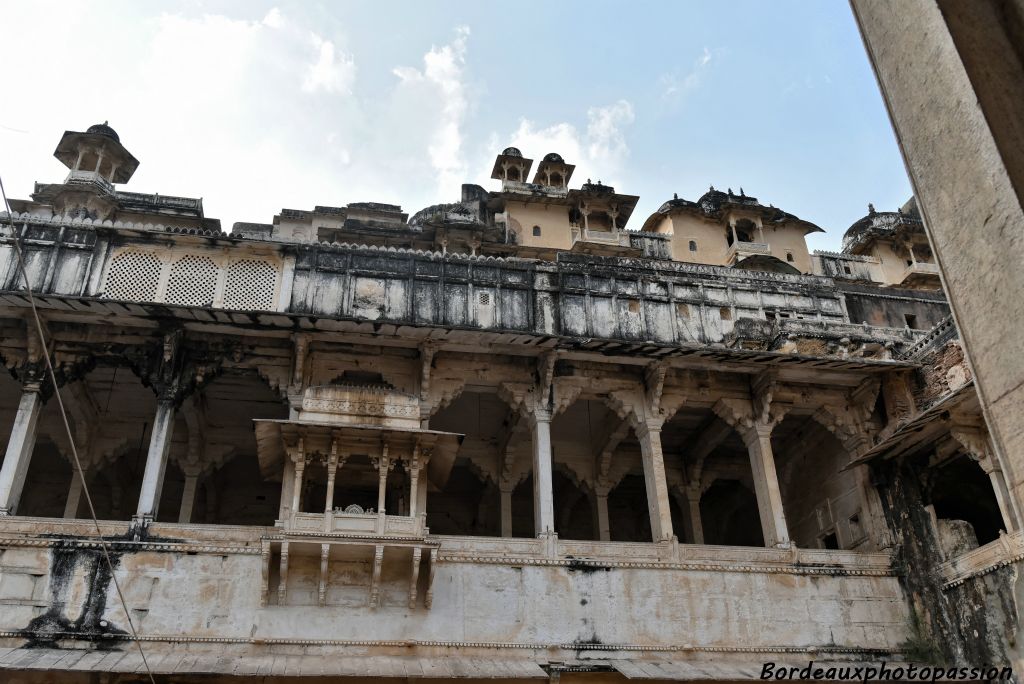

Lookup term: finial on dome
[673,192,678,200]
[739,187,745,196]
[868,203,876,214]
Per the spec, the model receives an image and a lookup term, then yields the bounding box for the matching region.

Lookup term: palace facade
[0,124,1017,682]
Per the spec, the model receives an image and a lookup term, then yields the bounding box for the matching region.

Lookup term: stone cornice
[0,631,904,656]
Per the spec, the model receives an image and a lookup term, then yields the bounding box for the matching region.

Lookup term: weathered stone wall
[872,455,1018,670]
[838,283,949,330]
[0,220,869,350]
[0,524,909,658]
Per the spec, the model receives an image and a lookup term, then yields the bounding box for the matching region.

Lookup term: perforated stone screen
[102,250,162,302]
[223,259,278,311]
[164,255,219,307]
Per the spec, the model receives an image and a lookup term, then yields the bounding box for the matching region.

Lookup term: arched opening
[507,166,521,182]
[62,364,159,521]
[700,480,763,546]
[429,389,530,537]
[15,438,73,518]
[75,366,288,525]
[928,453,1003,547]
[177,369,289,525]
[734,218,756,243]
[426,462,497,536]
[550,397,650,542]
[661,406,764,547]
[608,474,652,542]
[550,172,563,188]
[78,150,99,172]
[553,468,594,540]
[773,414,869,550]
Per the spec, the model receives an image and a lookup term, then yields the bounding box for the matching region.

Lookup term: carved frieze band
[0,630,905,656]
[302,397,419,418]
[434,553,895,576]
[0,535,261,556]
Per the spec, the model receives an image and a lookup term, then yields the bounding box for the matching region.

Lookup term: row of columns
[511,400,792,548]
[0,380,787,548]
[282,438,428,533]
[0,381,798,549]
[0,384,187,526]
[3,378,1015,547]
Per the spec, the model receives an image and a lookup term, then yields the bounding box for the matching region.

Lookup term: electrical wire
[0,175,157,684]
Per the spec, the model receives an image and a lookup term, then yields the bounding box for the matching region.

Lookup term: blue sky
[0,0,911,251]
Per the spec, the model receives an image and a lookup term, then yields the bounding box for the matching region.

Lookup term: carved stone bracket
[124,328,231,406]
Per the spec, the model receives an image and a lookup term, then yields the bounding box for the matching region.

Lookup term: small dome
[543,152,564,163]
[86,121,120,143]
[501,146,523,158]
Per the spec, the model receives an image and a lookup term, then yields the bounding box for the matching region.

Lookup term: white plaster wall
[0,543,910,653]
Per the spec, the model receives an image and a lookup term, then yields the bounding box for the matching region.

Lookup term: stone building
[0,124,1017,682]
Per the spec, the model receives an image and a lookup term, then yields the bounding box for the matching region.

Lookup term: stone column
[499,479,514,537]
[178,468,201,524]
[135,399,176,520]
[977,457,1018,534]
[635,421,675,541]
[324,446,340,530]
[63,467,88,519]
[0,383,44,515]
[407,446,422,518]
[594,487,611,542]
[279,460,295,520]
[374,442,392,534]
[376,450,390,514]
[290,451,306,517]
[528,407,555,536]
[415,475,428,523]
[683,484,705,545]
[740,422,790,548]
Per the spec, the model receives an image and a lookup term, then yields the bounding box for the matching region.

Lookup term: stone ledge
[937,529,1024,589]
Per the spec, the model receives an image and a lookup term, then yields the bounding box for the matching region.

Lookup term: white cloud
[491,100,636,189]
[392,26,471,200]
[262,7,284,29]
[302,34,356,95]
[660,47,713,102]
[0,4,480,227]
[586,100,635,167]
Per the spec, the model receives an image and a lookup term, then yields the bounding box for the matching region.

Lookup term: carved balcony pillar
[177,464,204,524]
[635,420,675,542]
[526,406,555,536]
[682,484,705,545]
[63,466,89,519]
[0,381,45,515]
[134,397,176,523]
[739,422,791,548]
[593,484,611,542]
[499,478,515,538]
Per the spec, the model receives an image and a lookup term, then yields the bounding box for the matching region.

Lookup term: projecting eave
[641,196,825,235]
[0,291,921,379]
[253,419,462,486]
[846,381,976,468]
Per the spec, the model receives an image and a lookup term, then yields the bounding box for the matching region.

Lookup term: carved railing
[64,170,115,194]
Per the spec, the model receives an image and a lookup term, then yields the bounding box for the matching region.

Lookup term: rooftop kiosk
[254,385,462,609]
